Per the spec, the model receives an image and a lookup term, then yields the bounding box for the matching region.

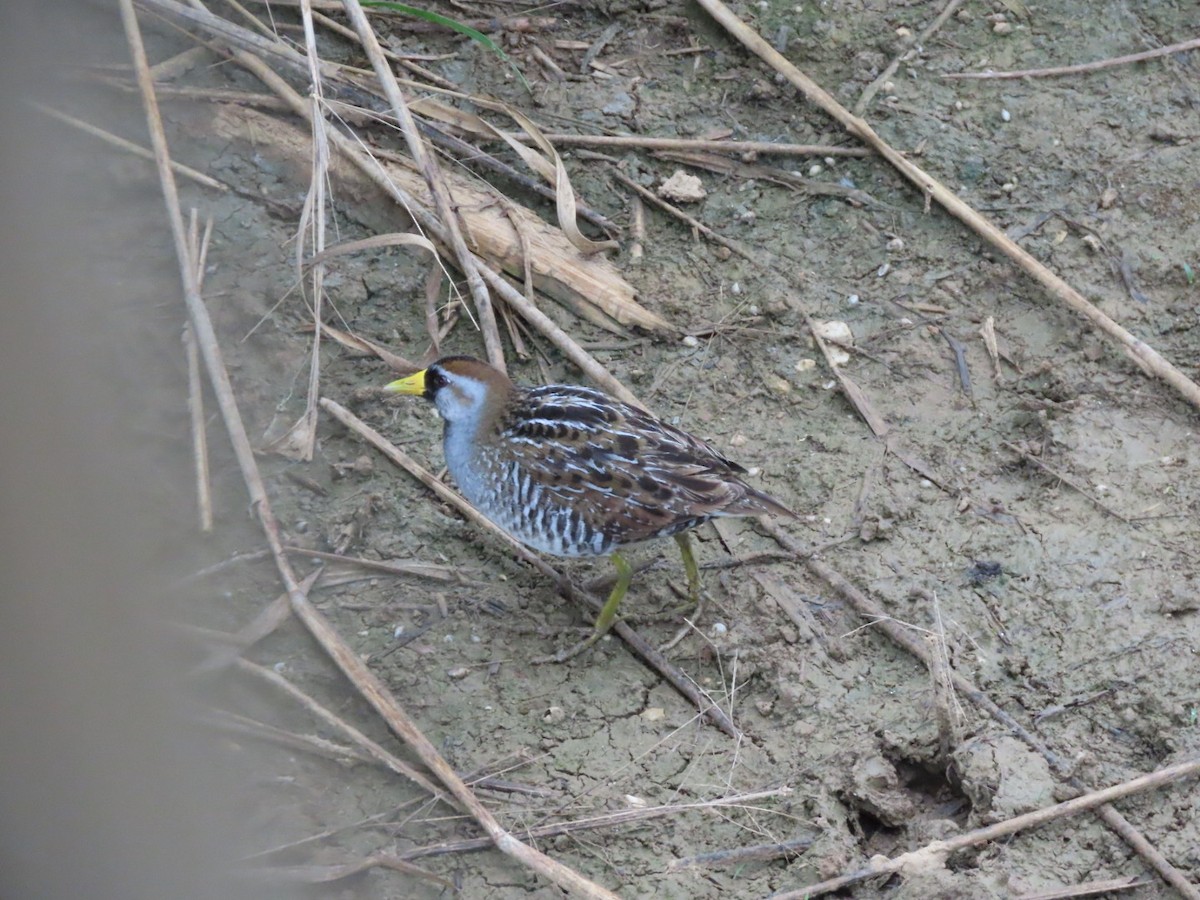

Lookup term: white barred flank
[418,355,796,559]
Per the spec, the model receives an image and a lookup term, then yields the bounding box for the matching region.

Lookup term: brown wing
[500,385,796,545]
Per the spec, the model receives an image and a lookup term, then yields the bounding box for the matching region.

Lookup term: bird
[386,355,797,658]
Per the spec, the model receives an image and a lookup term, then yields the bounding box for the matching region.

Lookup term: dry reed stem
[122,6,618,895]
[319,396,742,739]
[772,757,1200,898]
[190,588,296,678]
[1015,875,1151,900]
[183,324,212,529]
[399,787,792,860]
[30,101,230,192]
[204,707,377,766]
[807,316,889,437]
[234,658,449,801]
[629,194,645,263]
[339,0,506,373]
[542,133,870,157]
[283,546,462,582]
[147,44,210,79]
[944,37,1200,80]
[697,0,1200,413]
[283,0,330,462]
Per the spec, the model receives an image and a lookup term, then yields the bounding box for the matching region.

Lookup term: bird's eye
[425,367,447,395]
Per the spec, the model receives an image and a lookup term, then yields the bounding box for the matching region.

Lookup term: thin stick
[148,44,210,80]
[610,168,757,263]
[944,37,1200,80]
[667,834,813,871]
[204,708,377,766]
[120,6,616,896]
[289,0,329,461]
[541,133,870,157]
[772,757,1200,899]
[1016,876,1151,900]
[320,397,741,739]
[183,326,212,530]
[234,658,449,802]
[339,0,505,373]
[855,0,963,113]
[695,0,1200,413]
[283,546,462,582]
[474,264,642,407]
[30,101,229,193]
[629,194,645,264]
[399,787,792,860]
[310,8,458,90]
[184,211,214,530]
[189,571,315,678]
[1003,441,1131,524]
[807,316,889,437]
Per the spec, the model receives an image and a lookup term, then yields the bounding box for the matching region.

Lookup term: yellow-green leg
[535,551,633,663]
[592,550,633,635]
[674,533,701,606]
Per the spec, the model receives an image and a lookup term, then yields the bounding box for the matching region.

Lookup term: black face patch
[424,365,448,400]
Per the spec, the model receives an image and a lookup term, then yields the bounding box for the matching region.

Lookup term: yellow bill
[385,369,428,395]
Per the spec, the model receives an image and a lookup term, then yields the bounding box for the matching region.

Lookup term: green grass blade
[359,1,530,91]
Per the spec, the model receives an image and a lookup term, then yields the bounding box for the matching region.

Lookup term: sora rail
[387,356,796,656]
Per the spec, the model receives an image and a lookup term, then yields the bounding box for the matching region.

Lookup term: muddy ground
[28,0,1200,897]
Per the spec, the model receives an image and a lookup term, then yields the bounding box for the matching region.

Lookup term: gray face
[428,365,489,425]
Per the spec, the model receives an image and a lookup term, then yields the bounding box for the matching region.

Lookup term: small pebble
[876,263,890,277]
[886,236,905,252]
[1001,108,1011,122]
[993,21,1013,34]
[393,624,405,639]
[681,334,700,348]
[847,293,860,305]
[731,281,742,295]
[763,373,791,394]
[447,666,470,680]
[808,163,823,176]
[711,622,728,635]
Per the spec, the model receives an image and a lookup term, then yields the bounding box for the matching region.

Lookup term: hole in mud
[897,760,971,823]
[855,807,902,849]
